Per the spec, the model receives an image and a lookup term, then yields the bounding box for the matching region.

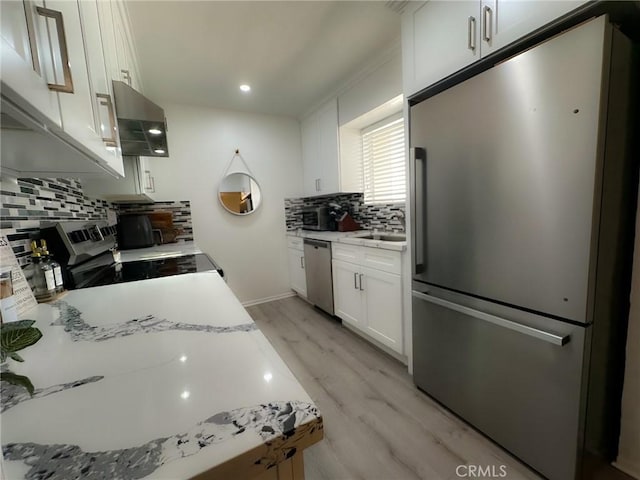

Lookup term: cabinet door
[316,98,340,194]
[96,0,120,82]
[0,0,61,126]
[288,248,307,297]
[402,1,480,96]
[139,156,157,201]
[480,0,586,55]
[332,259,364,328]
[44,0,105,162]
[301,113,319,196]
[112,2,139,90]
[362,267,403,353]
[77,0,124,176]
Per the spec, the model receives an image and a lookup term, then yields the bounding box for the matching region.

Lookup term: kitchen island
[0,272,323,480]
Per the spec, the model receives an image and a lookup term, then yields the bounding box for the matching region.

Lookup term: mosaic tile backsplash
[116,201,194,243]
[0,176,194,269]
[1,177,115,267]
[284,192,405,232]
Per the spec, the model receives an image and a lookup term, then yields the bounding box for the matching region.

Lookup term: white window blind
[362,116,406,204]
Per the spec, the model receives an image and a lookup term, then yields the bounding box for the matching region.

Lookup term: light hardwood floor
[247,296,543,480]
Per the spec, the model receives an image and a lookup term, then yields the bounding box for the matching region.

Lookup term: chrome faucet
[388,211,406,231]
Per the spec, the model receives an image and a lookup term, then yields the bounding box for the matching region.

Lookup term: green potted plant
[0,320,42,395]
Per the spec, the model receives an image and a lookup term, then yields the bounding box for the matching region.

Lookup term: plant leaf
[0,350,6,363]
[8,352,24,362]
[0,326,42,353]
[0,371,35,396]
[1,320,36,332]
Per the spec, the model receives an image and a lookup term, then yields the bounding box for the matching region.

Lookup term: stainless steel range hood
[112,81,169,157]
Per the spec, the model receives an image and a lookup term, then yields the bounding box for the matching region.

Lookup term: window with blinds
[362,116,406,204]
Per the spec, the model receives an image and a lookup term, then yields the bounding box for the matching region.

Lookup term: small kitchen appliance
[117,214,154,250]
[302,207,332,231]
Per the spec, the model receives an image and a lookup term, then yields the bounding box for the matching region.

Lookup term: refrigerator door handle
[411,147,426,274]
[412,290,570,346]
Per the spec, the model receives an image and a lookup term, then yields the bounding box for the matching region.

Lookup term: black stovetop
[68,253,222,289]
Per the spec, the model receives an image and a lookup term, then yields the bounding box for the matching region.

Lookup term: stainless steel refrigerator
[409,15,638,480]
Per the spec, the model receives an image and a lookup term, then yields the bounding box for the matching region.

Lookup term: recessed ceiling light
[239,84,251,93]
[148,128,162,135]
[154,148,165,154]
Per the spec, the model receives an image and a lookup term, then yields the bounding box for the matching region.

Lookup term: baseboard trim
[242,292,296,308]
[613,460,640,479]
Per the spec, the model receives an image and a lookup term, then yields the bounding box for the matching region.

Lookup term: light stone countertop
[1,272,322,479]
[287,229,407,252]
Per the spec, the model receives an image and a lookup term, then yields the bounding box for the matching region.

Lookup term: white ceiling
[125,1,401,118]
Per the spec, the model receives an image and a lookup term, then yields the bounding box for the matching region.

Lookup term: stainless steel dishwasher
[303,238,334,315]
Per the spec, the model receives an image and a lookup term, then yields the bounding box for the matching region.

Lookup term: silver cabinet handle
[468,16,476,51]
[353,272,358,289]
[412,291,570,346]
[300,256,304,269]
[96,93,117,147]
[482,5,492,43]
[121,69,132,86]
[359,274,364,291]
[36,6,73,93]
[411,148,426,275]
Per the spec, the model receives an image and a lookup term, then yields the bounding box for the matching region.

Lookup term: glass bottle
[41,240,64,293]
[31,241,55,300]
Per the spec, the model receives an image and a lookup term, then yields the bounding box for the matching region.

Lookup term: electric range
[41,221,223,290]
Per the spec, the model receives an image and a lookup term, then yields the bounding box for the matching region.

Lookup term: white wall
[616,185,640,479]
[150,103,302,304]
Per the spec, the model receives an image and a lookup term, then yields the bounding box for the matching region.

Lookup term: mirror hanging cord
[222,149,254,177]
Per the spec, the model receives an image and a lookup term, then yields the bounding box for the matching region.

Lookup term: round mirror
[218,173,262,215]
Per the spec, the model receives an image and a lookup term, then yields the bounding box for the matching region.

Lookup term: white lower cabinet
[332,243,403,354]
[332,259,363,327]
[287,237,307,297]
[361,266,403,351]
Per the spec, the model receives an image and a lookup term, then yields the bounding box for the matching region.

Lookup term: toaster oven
[302,207,332,231]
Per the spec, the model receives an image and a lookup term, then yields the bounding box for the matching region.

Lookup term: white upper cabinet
[403,1,480,96]
[0,0,61,127]
[480,0,586,55]
[0,0,137,178]
[77,0,124,176]
[301,97,347,197]
[402,0,587,96]
[44,0,110,168]
[83,156,156,203]
[112,2,141,91]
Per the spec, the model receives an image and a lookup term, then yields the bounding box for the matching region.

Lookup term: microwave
[302,207,332,231]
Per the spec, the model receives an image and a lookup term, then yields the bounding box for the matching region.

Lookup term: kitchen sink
[358,234,406,242]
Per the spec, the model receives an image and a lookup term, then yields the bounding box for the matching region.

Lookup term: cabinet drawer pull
[301,256,305,269]
[354,272,358,289]
[96,93,118,147]
[468,16,476,51]
[36,6,74,93]
[359,274,364,291]
[482,5,492,43]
